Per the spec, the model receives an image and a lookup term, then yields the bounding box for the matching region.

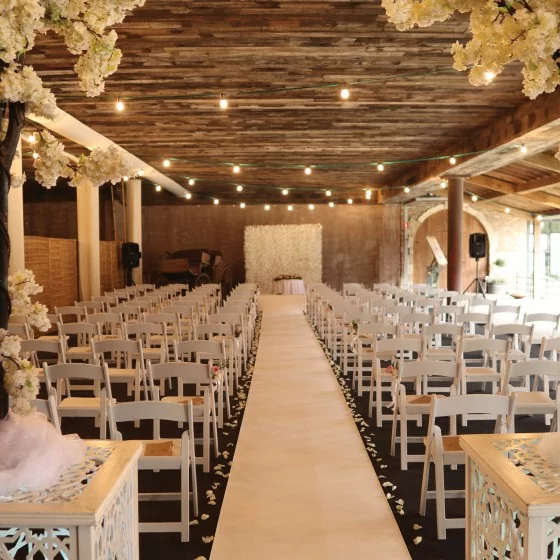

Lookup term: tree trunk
[0,101,26,420]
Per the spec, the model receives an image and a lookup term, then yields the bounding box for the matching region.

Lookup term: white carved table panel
[461,433,560,560]
[0,440,141,560]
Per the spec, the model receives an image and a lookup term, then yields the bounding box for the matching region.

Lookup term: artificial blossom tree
[0,0,144,419]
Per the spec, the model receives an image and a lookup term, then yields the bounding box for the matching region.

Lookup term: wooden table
[461,432,560,560]
[0,440,142,559]
[273,279,305,295]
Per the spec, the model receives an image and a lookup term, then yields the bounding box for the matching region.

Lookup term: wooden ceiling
[23,0,560,214]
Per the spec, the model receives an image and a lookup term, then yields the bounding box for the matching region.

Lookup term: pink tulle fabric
[0,412,86,497]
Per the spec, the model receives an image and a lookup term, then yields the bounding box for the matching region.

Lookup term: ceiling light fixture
[304,166,312,175]
[233,165,240,174]
[328,201,335,208]
[219,94,228,110]
[188,178,195,186]
[27,134,36,144]
[115,99,125,112]
[377,163,384,172]
[236,185,243,192]
[240,202,246,208]
[404,186,410,193]
[155,185,162,192]
[214,198,220,205]
[264,204,270,211]
[282,188,289,195]
[308,203,315,210]
[288,205,293,211]
[325,190,332,197]
[340,87,350,100]
[449,156,457,165]
[163,159,170,168]
[471,194,478,202]
[520,144,528,154]
[504,207,510,214]
[347,198,353,204]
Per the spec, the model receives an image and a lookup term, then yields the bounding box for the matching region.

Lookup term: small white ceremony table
[0,440,142,560]
[273,279,305,295]
[461,432,560,560]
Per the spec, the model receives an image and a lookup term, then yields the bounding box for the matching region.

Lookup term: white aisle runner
[211,295,410,560]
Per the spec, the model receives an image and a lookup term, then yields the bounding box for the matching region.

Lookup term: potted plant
[486,258,508,295]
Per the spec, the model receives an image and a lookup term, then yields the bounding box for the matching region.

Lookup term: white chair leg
[400,413,409,471]
[180,440,190,542]
[419,443,431,516]
[435,452,447,540]
[203,406,210,472]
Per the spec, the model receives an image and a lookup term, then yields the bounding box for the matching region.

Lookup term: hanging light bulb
[404,186,410,194]
[520,144,528,154]
[219,94,228,110]
[347,198,353,204]
[441,179,447,189]
[233,165,240,174]
[308,203,315,210]
[288,205,293,211]
[471,194,478,202]
[340,87,350,100]
[155,185,162,192]
[138,169,144,177]
[32,152,39,159]
[325,190,332,197]
[236,185,243,192]
[163,159,170,168]
[377,163,384,172]
[328,201,335,208]
[536,214,543,221]
[264,204,271,211]
[185,193,192,200]
[188,178,195,186]
[123,176,129,182]
[27,134,36,144]
[484,71,496,82]
[240,202,246,209]
[115,98,125,112]
[282,188,289,195]
[449,156,457,165]
[214,199,220,205]
[304,166,312,175]
[504,207,510,214]
[365,189,372,200]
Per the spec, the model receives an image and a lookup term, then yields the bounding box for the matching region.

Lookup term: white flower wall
[244,224,322,293]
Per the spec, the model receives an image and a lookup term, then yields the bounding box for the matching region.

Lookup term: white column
[8,139,25,274]
[126,179,143,284]
[77,183,100,300]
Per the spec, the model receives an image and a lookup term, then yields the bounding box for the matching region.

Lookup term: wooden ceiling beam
[522,153,560,174]
[382,88,560,204]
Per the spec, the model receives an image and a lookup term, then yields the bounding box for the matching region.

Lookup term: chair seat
[59,397,101,409]
[143,348,163,357]
[67,346,92,355]
[514,391,555,409]
[406,395,433,405]
[465,367,500,379]
[37,335,67,342]
[107,367,137,378]
[163,395,205,406]
[426,348,455,358]
[424,434,464,453]
[142,439,182,457]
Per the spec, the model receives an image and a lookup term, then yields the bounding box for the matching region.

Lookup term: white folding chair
[31,387,61,433]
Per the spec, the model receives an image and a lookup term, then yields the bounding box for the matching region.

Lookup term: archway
[413,209,489,291]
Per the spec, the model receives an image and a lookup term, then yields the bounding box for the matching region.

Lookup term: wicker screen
[100,241,126,294]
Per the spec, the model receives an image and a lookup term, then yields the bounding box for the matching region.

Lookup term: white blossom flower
[33,130,73,188]
[70,146,134,188]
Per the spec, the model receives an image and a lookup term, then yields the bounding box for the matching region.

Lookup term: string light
[214,199,220,205]
[188,178,195,186]
[123,176,129,181]
[536,214,543,221]
[471,194,478,202]
[347,198,353,204]
[404,186,410,193]
[328,201,335,208]
[163,159,170,168]
[185,193,192,200]
[115,99,125,112]
[233,165,240,174]
[340,87,350,100]
[27,134,36,144]
[441,179,447,189]
[365,189,372,200]
[304,166,312,175]
[484,71,496,82]
[138,169,144,177]
[308,203,315,210]
[377,163,384,172]
[264,204,271,211]
[155,185,161,192]
[504,207,510,214]
[219,94,228,110]
[288,205,293,211]
[520,144,528,154]
[325,190,332,197]
[240,202,246,208]
[236,185,243,192]
[282,188,289,195]
[449,156,457,165]
[32,152,39,159]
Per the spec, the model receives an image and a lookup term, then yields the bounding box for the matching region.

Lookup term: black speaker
[122,242,141,268]
[469,233,486,259]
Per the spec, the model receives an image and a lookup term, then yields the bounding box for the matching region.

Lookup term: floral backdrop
[244,224,322,293]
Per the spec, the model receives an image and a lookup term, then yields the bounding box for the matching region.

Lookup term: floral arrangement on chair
[385,355,401,410]
[1,270,50,416]
[211,361,228,383]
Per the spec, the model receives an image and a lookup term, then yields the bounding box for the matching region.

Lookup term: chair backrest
[124,321,165,338]
[457,312,491,325]
[75,300,105,313]
[44,362,112,400]
[459,337,509,356]
[398,359,459,382]
[196,323,233,338]
[55,306,86,322]
[175,340,225,362]
[428,393,515,435]
[491,323,533,338]
[503,359,560,389]
[398,312,432,331]
[91,338,144,362]
[20,339,62,362]
[491,305,522,324]
[424,323,463,337]
[148,360,211,385]
[209,313,243,326]
[524,313,560,339]
[540,336,560,359]
[7,322,31,339]
[357,323,398,338]
[59,321,100,337]
[374,337,423,357]
[469,298,496,312]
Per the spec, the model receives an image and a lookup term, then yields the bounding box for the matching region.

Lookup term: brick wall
[142,204,402,290]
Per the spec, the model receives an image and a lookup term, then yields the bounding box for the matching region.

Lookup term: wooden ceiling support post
[447,177,464,292]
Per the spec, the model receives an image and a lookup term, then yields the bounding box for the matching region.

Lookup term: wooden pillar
[77,183,100,300]
[125,179,143,284]
[8,139,25,274]
[447,177,464,292]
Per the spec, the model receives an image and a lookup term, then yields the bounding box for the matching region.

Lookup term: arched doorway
[413,210,489,291]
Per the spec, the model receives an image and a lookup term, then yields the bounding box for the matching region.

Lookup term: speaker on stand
[121,242,141,287]
[464,233,487,296]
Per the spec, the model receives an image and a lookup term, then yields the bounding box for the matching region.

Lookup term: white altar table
[461,432,560,560]
[273,279,305,295]
[0,440,142,559]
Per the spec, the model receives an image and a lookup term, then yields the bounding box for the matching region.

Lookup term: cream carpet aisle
[211,295,410,560]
